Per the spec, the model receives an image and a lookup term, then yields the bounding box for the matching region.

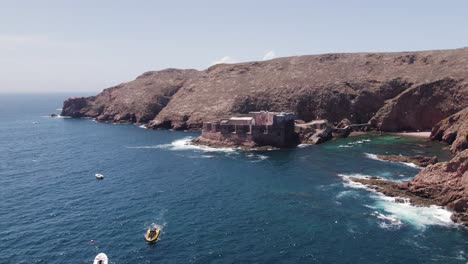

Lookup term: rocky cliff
[62,69,200,123]
[62,47,468,132]
[351,150,468,225]
[430,107,468,154]
[408,149,468,224]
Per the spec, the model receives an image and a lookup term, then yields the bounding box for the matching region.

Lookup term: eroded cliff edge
[62,47,468,131]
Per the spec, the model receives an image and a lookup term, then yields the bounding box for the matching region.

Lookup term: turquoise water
[0,94,467,263]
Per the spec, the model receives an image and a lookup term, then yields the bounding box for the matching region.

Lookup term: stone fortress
[198,111,298,148]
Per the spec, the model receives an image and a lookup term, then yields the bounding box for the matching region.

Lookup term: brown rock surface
[62,48,468,131]
[369,78,467,131]
[351,149,468,225]
[430,107,468,154]
[295,120,333,144]
[61,69,200,123]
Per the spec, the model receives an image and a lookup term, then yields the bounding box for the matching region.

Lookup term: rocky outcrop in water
[351,149,468,226]
[431,107,468,154]
[408,149,468,225]
[62,48,468,132]
[375,154,438,167]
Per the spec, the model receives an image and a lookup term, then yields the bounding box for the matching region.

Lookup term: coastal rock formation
[430,107,468,154]
[62,97,91,118]
[369,78,467,131]
[351,149,468,226]
[408,149,468,225]
[61,69,200,123]
[375,154,438,167]
[62,48,468,132]
[295,120,333,144]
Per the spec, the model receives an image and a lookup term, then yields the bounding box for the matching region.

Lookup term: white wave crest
[338,173,454,229]
[337,173,375,190]
[370,211,403,229]
[246,153,269,162]
[373,195,454,229]
[56,115,71,119]
[338,139,371,148]
[364,153,420,168]
[128,137,236,153]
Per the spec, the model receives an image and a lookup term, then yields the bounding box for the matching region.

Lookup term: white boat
[95,173,105,179]
[93,253,108,264]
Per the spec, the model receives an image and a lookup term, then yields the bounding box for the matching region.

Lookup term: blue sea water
[0,94,467,264]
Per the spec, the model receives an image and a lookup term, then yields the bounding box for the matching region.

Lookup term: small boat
[95,173,104,179]
[145,227,160,243]
[93,253,108,264]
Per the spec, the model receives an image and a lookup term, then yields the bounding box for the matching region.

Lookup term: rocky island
[61,47,468,225]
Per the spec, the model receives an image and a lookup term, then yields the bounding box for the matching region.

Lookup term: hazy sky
[1,0,467,93]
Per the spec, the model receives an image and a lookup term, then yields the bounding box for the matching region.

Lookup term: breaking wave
[338,173,454,229]
[127,137,237,153]
[338,139,371,148]
[364,153,420,168]
[246,153,269,162]
[370,211,403,229]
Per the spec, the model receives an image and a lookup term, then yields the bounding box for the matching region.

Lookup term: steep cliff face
[369,79,467,131]
[62,48,468,131]
[61,69,200,123]
[408,150,468,225]
[431,107,468,153]
[149,48,468,130]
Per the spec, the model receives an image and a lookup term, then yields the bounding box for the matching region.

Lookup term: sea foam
[128,137,237,153]
[364,153,420,168]
[338,173,454,229]
[338,139,371,148]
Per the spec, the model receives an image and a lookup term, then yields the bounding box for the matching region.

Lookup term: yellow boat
[145,227,160,243]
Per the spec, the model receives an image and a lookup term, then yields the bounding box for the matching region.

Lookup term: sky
[1,0,467,93]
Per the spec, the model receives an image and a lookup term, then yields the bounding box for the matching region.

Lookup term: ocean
[0,94,466,263]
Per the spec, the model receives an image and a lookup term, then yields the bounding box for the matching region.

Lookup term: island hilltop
[61,47,468,225]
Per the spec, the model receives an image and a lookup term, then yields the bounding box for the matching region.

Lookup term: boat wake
[364,153,420,168]
[338,173,454,229]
